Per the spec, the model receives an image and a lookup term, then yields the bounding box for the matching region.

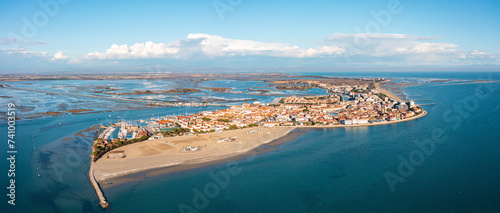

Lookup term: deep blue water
[1,72,499,212]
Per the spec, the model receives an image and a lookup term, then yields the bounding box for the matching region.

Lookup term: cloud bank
[86,33,345,60]
[326,33,499,65]
[1,33,498,71]
[84,33,498,66]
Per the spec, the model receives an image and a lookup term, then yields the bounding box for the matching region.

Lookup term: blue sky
[1,0,499,73]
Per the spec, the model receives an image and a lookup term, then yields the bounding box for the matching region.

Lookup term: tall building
[407,100,415,108]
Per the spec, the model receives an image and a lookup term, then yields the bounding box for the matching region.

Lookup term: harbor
[89,122,156,208]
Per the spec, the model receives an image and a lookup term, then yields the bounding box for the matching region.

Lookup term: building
[263,122,279,127]
[340,119,353,125]
[147,121,160,129]
[408,100,415,108]
[352,118,369,124]
[137,130,148,138]
[396,102,408,110]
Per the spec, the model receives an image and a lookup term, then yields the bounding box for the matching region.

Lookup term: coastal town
[145,83,423,132]
[92,80,424,159]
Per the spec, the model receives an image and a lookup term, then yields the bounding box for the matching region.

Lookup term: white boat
[132,132,137,139]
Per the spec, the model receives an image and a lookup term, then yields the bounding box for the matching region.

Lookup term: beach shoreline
[93,110,426,189]
[93,126,298,186]
[374,80,403,102]
[99,128,309,189]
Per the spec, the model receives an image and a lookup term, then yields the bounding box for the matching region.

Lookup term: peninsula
[89,78,427,208]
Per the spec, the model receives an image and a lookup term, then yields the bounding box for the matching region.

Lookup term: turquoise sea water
[1,72,499,212]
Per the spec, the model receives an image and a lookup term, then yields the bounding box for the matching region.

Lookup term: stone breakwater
[89,159,108,208]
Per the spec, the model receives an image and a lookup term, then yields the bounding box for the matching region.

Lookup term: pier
[89,159,108,208]
[89,126,111,208]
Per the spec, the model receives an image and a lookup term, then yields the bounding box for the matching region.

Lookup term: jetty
[89,159,108,208]
[89,126,110,208]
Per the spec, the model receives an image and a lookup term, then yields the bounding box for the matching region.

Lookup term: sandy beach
[93,126,297,183]
[374,81,403,102]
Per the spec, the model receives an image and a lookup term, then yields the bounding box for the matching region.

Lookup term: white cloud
[86,33,345,60]
[0,48,48,57]
[325,33,470,65]
[52,50,68,60]
[327,33,457,57]
[470,50,486,56]
[51,50,79,63]
[186,33,344,58]
[328,33,442,41]
[86,41,180,60]
[88,33,476,64]
[0,36,48,46]
[456,50,498,62]
[41,33,497,66]
[323,33,500,65]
